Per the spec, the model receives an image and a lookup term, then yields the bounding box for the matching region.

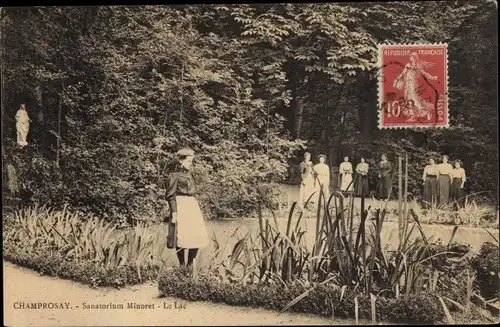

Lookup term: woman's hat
[318,154,326,159]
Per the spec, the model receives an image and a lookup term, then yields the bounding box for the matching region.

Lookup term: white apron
[340,162,354,192]
[175,195,209,249]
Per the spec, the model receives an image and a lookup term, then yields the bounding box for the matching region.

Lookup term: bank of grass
[2,204,166,288]
[3,241,159,288]
[158,266,443,324]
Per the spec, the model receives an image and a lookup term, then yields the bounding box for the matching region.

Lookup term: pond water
[120,184,498,269]
[207,217,497,251]
[157,215,498,270]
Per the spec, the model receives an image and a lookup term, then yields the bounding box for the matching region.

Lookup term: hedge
[471,241,500,300]
[158,267,445,324]
[3,242,160,288]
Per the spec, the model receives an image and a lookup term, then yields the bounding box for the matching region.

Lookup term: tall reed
[6,204,168,275]
[278,155,468,314]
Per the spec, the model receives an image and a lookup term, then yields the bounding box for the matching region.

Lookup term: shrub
[471,241,500,300]
[158,268,444,324]
[388,292,443,324]
[4,205,173,269]
[3,241,159,288]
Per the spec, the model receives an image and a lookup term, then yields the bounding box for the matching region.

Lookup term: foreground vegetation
[3,195,499,323]
[159,266,443,324]
[420,199,499,229]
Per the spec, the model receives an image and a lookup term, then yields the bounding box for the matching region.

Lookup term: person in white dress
[15,104,31,147]
[450,160,467,207]
[313,154,330,204]
[339,157,354,192]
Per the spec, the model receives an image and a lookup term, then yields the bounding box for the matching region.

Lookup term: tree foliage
[1,2,497,223]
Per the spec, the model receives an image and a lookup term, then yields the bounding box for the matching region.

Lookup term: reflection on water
[185,217,497,270]
[151,187,498,269]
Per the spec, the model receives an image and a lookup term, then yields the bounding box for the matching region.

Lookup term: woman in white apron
[165,147,209,267]
[339,156,354,192]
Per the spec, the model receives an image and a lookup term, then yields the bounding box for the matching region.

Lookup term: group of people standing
[298,152,393,208]
[422,155,467,208]
[299,152,467,209]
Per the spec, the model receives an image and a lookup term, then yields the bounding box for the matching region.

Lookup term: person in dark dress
[422,158,438,209]
[437,155,453,206]
[354,158,369,197]
[450,160,466,208]
[164,147,209,268]
[377,154,392,201]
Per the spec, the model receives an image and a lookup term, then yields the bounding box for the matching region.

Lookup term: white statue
[15,104,31,147]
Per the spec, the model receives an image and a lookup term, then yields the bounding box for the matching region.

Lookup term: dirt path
[3,261,365,326]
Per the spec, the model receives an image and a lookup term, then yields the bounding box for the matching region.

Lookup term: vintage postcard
[2,3,499,327]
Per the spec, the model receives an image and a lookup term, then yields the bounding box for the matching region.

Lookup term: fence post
[398,155,403,242]
[403,152,409,236]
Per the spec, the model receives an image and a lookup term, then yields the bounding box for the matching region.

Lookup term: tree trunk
[55,13,67,169]
[324,87,346,166]
[334,111,347,165]
[320,123,327,148]
[358,103,374,140]
[293,94,304,139]
[35,86,44,123]
[56,77,64,169]
[356,75,376,141]
[289,64,304,139]
[358,105,366,135]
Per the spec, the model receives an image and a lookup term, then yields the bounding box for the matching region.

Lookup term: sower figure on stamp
[437,155,453,206]
[405,100,420,122]
[422,158,438,209]
[377,154,392,201]
[164,147,209,269]
[299,152,315,209]
[313,154,330,204]
[15,104,31,147]
[393,52,438,121]
[450,160,466,208]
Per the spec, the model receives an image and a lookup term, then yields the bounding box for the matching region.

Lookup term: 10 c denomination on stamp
[377,43,448,129]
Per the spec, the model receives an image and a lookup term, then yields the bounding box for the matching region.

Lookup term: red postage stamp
[377,43,448,129]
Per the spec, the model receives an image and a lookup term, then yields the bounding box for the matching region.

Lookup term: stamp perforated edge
[376,43,449,130]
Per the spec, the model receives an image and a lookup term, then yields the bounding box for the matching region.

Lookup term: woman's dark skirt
[377,175,391,200]
[355,175,369,197]
[438,174,451,206]
[450,178,464,207]
[423,175,437,208]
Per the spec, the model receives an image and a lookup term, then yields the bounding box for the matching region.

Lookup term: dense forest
[1,3,498,223]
